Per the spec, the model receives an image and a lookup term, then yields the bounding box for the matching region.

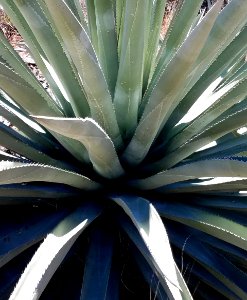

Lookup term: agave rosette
[0,0,247,299]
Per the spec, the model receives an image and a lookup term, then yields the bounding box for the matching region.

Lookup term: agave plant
[0,0,247,298]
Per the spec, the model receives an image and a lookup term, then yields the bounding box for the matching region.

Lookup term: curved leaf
[161,105,247,170]
[0,31,62,115]
[13,0,90,118]
[0,62,62,116]
[0,0,74,115]
[154,201,247,251]
[190,132,247,161]
[10,203,102,300]
[0,122,67,168]
[0,94,59,152]
[0,183,79,203]
[112,195,192,300]
[0,161,100,190]
[148,0,203,102]
[123,1,223,166]
[167,78,247,153]
[34,117,124,179]
[136,158,247,190]
[164,25,247,135]
[133,248,167,300]
[0,209,67,268]
[167,0,247,120]
[169,226,247,299]
[43,0,122,146]
[0,150,22,162]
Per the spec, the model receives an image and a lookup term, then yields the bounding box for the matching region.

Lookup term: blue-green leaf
[0,161,100,190]
[122,1,223,166]
[10,203,102,300]
[34,117,124,179]
[136,158,247,190]
[112,195,192,300]
[44,0,122,145]
[0,209,67,267]
[94,0,118,97]
[114,0,149,137]
[81,227,114,300]
[154,201,247,251]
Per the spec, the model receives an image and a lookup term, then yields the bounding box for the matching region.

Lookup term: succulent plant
[0,0,247,299]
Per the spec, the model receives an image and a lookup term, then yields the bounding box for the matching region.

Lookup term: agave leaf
[169,223,244,299]
[133,249,167,300]
[141,0,223,121]
[71,0,88,28]
[148,0,203,98]
[162,25,247,138]
[116,0,125,38]
[143,0,167,89]
[13,0,90,118]
[80,227,114,300]
[169,227,247,299]
[0,0,77,117]
[0,150,22,162]
[0,62,62,116]
[112,195,192,300]
[3,99,86,166]
[116,0,125,58]
[0,249,36,299]
[0,95,59,152]
[177,224,247,269]
[34,116,124,179]
[167,78,247,153]
[94,0,118,97]
[63,0,79,16]
[44,0,122,145]
[0,123,69,168]
[154,201,247,252]
[0,122,77,172]
[85,0,99,53]
[202,235,247,273]
[63,0,86,24]
[118,212,192,300]
[104,264,120,300]
[160,178,247,194]
[170,175,247,194]
[219,58,247,89]
[169,0,247,117]
[195,283,235,300]
[160,0,203,63]
[0,209,67,268]
[188,195,247,211]
[123,1,222,166]
[214,94,247,124]
[0,161,100,190]
[0,183,79,202]
[136,157,247,190]
[0,31,62,115]
[52,133,91,166]
[189,262,241,300]
[10,203,102,300]
[191,133,247,161]
[114,0,149,137]
[148,0,247,154]
[193,0,247,84]
[154,102,247,170]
